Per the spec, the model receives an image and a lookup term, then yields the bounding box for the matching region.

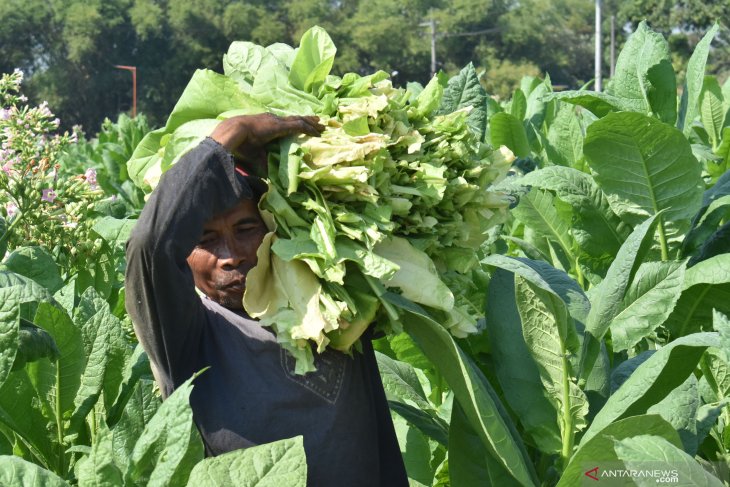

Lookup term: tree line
[1,0,727,131]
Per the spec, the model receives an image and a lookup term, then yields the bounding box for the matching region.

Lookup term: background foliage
[2,0,728,131]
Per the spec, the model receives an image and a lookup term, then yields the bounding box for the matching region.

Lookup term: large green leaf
[128,374,204,486]
[543,104,583,168]
[614,435,723,486]
[482,255,590,325]
[485,269,562,454]
[519,166,631,271]
[392,413,441,486]
[76,421,124,487]
[557,415,681,486]
[186,436,307,487]
[376,351,449,446]
[700,76,725,149]
[515,277,588,454]
[609,260,686,351]
[583,111,703,224]
[1,246,63,294]
[606,21,673,117]
[512,188,575,266]
[0,285,21,388]
[32,303,84,419]
[111,379,160,475]
[390,295,538,486]
[449,401,512,487]
[0,455,70,487]
[489,112,530,158]
[544,91,632,118]
[665,254,730,338]
[680,24,720,134]
[582,332,720,444]
[0,370,57,469]
[646,374,700,453]
[289,26,336,94]
[437,63,487,139]
[68,288,127,436]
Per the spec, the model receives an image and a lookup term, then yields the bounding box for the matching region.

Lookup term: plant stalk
[0,210,24,248]
[657,216,669,261]
[55,364,65,476]
[560,350,575,469]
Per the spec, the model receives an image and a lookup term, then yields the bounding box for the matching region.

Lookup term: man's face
[186,199,267,309]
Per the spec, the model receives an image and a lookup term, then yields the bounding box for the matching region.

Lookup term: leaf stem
[657,215,669,261]
[55,363,65,476]
[560,349,575,469]
[0,211,24,249]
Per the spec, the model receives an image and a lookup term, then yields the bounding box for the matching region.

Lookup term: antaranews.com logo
[583,465,680,484]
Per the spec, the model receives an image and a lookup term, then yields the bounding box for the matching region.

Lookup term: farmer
[125,113,408,487]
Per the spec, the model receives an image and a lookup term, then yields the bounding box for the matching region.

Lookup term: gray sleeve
[124,138,254,393]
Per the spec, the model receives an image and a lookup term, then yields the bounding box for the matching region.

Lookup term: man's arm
[125,115,323,394]
[125,138,248,393]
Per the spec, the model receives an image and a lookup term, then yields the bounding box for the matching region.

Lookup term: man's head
[186,179,268,310]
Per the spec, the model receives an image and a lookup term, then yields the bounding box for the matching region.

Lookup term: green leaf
[414,72,449,118]
[515,276,589,442]
[289,26,337,94]
[609,260,686,351]
[449,401,511,487]
[0,370,58,469]
[92,217,137,249]
[582,332,720,444]
[390,296,538,486]
[223,41,268,88]
[646,60,678,125]
[12,321,59,371]
[683,194,730,258]
[392,414,440,485]
[186,436,306,487]
[519,166,631,273]
[376,352,449,445]
[606,21,672,115]
[374,237,454,312]
[545,91,632,117]
[614,435,723,486]
[681,24,720,134]
[543,104,583,168]
[128,373,204,486]
[437,63,487,139]
[510,88,527,120]
[111,379,160,475]
[482,255,590,326]
[700,76,725,149]
[76,421,124,487]
[646,374,700,454]
[32,303,84,417]
[0,285,22,388]
[558,415,681,487]
[665,254,730,338]
[512,188,575,266]
[485,269,562,454]
[0,216,7,258]
[584,111,703,224]
[1,247,63,294]
[489,112,530,158]
[711,129,730,179]
[0,455,70,486]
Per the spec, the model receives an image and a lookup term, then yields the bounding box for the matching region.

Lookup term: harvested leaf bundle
[128,27,513,372]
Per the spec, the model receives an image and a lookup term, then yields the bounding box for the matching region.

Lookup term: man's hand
[210,114,324,176]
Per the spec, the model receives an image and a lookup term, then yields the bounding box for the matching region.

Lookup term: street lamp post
[114,65,137,117]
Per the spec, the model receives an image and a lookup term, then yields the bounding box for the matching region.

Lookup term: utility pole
[595,0,602,92]
[419,18,438,77]
[610,14,616,77]
[114,65,137,117]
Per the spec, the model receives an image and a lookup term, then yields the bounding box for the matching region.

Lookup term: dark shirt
[125,138,408,487]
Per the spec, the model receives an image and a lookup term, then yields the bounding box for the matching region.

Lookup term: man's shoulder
[199,296,276,342]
